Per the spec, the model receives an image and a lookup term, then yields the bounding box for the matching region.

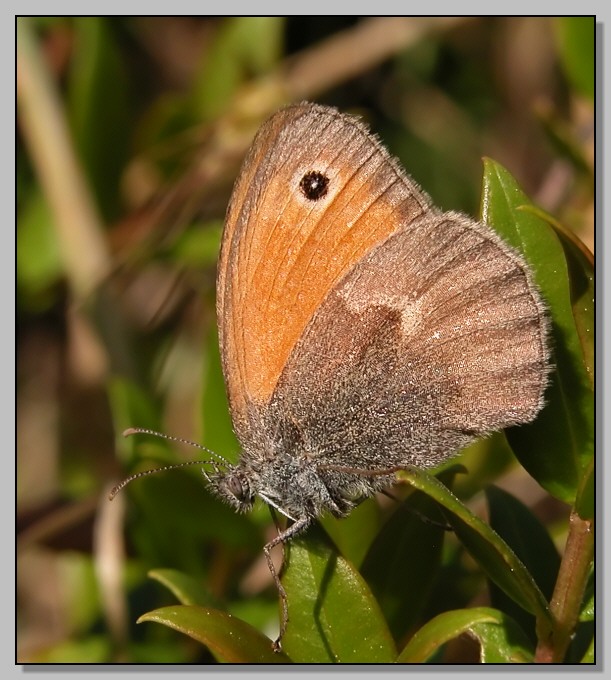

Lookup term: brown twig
[534,511,594,662]
[283,17,469,101]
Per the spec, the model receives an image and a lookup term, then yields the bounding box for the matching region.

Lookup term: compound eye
[225,474,253,504]
[226,474,245,500]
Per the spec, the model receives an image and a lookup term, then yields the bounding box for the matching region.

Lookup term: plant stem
[535,510,594,662]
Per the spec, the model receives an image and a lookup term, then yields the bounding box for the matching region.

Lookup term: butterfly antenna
[108,459,209,500]
[123,427,228,463]
[108,428,230,501]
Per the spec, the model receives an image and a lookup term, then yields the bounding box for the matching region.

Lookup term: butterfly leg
[263,515,312,652]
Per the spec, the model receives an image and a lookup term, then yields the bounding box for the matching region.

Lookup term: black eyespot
[299,171,329,201]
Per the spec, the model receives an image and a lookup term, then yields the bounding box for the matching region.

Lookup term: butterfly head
[206,463,257,513]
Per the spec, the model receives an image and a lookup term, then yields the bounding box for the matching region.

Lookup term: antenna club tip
[123,428,138,437]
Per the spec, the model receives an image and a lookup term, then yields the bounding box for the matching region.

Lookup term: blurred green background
[17,16,594,663]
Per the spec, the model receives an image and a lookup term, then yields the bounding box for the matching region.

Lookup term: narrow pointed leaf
[396,468,552,635]
[521,203,594,383]
[486,486,561,598]
[360,469,458,639]
[481,159,593,503]
[398,607,533,663]
[148,568,216,607]
[138,605,290,663]
[485,486,561,641]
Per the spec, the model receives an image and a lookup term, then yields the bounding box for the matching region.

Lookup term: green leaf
[485,487,561,598]
[473,619,534,663]
[149,567,281,637]
[138,605,291,663]
[521,204,594,383]
[398,607,533,663]
[360,469,457,640]
[395,468,553,639]
[554,17,595,101]
[575,457,594,521]
[485,486,561,640]
[148,568,216,607]
[281,523,397,663]
[579,571,594,623]
[580,637,595,664]
[481,159,593,504]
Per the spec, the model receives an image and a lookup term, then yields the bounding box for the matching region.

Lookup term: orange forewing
[217,103,430,428]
